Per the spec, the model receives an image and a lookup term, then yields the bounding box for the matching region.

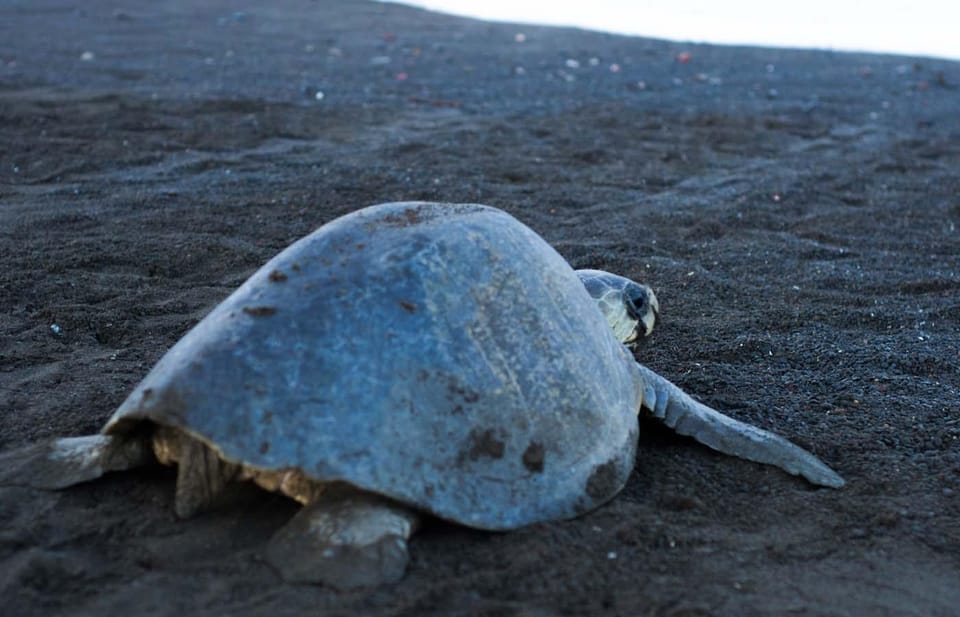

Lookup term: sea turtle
[0,202,843,589]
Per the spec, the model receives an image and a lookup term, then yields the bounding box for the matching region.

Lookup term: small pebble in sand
[607,551,617,560]
[50,324,62,335]
[609,63,621,73]
[565,59,580,69]
[514,33,526,43]
[303,86,325,100]
[80,51,95,61]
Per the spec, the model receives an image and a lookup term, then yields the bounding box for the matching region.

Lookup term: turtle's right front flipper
[0,434,152,489]
[634,363,845,488]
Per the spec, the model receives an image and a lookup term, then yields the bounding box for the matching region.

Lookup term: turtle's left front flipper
[0,434,152,489]
[634,363,845,488]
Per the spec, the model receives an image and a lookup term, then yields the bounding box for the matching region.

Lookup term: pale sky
[382,1,960,61]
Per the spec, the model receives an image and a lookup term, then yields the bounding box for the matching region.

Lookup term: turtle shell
[106,202,642,530]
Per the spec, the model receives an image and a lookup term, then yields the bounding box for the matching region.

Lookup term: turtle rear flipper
[266,485,419,589]
[635,364,845,488]
[0,434,152,490]
[169,433,242,519]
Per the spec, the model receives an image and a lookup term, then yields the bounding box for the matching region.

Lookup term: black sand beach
[1,1,958,615]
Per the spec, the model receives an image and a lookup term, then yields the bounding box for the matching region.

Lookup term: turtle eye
[625,288,647,320]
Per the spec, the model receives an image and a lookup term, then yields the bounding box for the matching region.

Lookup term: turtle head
[576,269,659,347]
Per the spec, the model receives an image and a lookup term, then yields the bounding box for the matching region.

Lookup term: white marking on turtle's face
[575,269,659,347]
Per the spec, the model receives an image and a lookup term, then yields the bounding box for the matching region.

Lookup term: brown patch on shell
[522,442,545,473]
[242,306,277,317]
[464,428,505,461]
[380,206,424,228]
[585,459,620,501]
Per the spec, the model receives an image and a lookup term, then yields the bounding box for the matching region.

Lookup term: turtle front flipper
[634,363,845,488]
[0,434,152,489]
[266,485,420,589]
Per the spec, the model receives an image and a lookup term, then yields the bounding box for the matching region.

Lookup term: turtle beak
[640,300,659,337]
